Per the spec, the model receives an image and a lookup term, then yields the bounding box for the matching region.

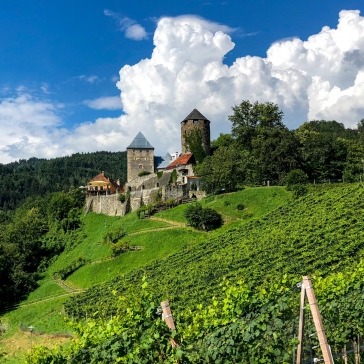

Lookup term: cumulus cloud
[104,9,148,40]
[2,11,364,163]
[84,96,122,110]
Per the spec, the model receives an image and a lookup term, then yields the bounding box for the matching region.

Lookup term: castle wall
[85,194,125,216]
[127,148,154,183]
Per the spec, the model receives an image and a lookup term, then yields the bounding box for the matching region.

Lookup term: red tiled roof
[166,153,194,170]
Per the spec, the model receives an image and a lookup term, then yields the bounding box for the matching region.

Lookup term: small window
[142,185,145,190]
[156,183,159,187]
[139,164,143,169]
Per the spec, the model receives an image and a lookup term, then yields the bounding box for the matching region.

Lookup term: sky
[1,0,364,163]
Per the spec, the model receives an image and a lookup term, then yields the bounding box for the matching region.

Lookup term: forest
[196,100,364,194]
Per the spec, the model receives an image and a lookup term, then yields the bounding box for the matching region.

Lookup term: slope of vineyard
[66,183,364,318]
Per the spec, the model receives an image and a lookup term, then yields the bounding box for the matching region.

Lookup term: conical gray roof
[127,132,154,149]
[182,109,209,122]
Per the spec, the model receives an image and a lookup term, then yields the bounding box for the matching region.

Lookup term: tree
[295,120,350,181]
[185,203,223,231]
[229,100,284,150]
[196,145,247,194]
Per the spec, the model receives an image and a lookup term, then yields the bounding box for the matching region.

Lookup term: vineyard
[66,184,364,317]
[4,183,364,363]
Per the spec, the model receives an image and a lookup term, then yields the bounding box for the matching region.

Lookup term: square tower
[127,132,155,183]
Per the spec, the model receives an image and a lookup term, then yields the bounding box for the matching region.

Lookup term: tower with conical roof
[181,109,211,156]
[127,132,154,183]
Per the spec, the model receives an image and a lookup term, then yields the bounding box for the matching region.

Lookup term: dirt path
[148,216,186,227]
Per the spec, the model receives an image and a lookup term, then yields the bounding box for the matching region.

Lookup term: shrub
[185,203,223,231]
[292,184,308,199]
[285,169,308,190]
[111,242,131,257]
[138,171,151,177]
[53,257,87,280]
[236,204,245,210]
[119,194,126,203]
[224,201,231,206]
[103,226,126,244]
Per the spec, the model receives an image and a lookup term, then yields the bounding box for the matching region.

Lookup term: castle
[85,108,211,216]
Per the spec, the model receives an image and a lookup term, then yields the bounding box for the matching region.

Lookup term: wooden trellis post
[161,300,179,348]
[296,275,334,364]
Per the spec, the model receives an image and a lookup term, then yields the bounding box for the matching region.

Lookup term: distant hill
[0,151,127,211]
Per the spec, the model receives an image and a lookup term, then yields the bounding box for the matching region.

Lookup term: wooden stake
[160,300,179,348]
[296,283,306,364]
[302,276,334,364]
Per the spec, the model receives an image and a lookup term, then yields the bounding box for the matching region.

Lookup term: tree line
[0,151,127,212]
[196,100,364,193]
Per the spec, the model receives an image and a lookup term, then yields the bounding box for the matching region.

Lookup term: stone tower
[181,109,211,156]
[127,132,154,183]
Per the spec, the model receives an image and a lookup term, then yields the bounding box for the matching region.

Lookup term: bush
[285,169,308,190]
[111,242,131,257]
[292,184,308,199]
[53,257,87,280]
[103,226,126,244]
[119,194,126,203]
[236,204,245,210]
[138,171,151,177]
[185,203,223,231]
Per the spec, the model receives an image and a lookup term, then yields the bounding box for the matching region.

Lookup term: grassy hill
[0,186,289,362]
[65,183,364,319]
[4,184,364,362]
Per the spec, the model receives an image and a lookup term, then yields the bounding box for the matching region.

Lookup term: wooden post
[296,283,306,364]
[161,300,179,348]
[302,276,334,364]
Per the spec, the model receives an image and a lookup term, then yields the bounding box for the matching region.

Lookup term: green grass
[2,296,71,337]
[24,279,65,303]
[67,228,205,287]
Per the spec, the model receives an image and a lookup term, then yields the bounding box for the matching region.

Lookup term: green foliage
[157,171,163,179]
[169,169,178,184]
[118,193,126,203]
[103,226,126,244]
[53,257,87,280]
[236,203,245,210]
[291,184,308,199]
[111,242,131,257]
[229,99,285,150]
[196,145,247,194]
[285,169,309,189]
[184,128,207,163]
[185,203,223,231]
[138,170,151,177]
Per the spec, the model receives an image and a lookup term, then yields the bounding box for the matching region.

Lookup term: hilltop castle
[86,109,211,216]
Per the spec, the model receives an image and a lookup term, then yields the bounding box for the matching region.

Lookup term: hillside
[67,183,364,317]
[0,186,289,362]
[3,184,364,362]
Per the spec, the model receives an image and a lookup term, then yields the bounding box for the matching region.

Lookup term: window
[139,164,143,169]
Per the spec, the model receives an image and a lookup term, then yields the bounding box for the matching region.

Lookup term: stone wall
[85,194,125,216]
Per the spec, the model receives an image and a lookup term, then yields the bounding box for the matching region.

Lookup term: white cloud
[75,75,100,84]
[2,11,364,163]
[84,96,122,110]
[104,9,148,41]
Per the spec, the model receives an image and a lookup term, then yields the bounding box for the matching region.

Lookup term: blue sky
[1,0,364,162]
